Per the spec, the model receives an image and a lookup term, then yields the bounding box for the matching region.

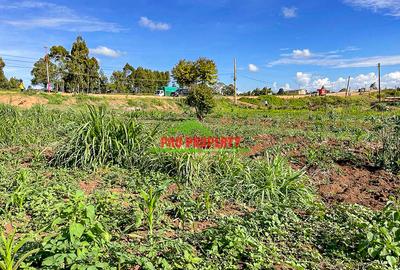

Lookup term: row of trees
[0,58,22,90]
[31,37,106,93]
[30,36,170,93]
[109,64,169,93]
[240,87,272,96]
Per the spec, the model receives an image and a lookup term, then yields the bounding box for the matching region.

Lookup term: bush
[52,105,156,169]
[186,85,215,121]
[376,116,400,173]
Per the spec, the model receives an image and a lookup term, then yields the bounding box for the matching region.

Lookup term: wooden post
[234,58,237,105]
[346,76,351,97]
[45,46,50,93]
[378,63,381,103]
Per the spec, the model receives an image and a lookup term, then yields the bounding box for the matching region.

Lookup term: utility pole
[45,46,50,93]
[346,76,351,97]
[233,58,237,104]
[378,63,381,103]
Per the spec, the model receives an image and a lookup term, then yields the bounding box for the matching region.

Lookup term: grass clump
[52,105,156,169]
[376,116,400,173]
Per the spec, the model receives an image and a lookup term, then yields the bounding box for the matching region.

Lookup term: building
[284,89,307,95]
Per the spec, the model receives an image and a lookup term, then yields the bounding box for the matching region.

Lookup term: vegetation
[28,36,170,94]
[0,58,22,90]
[0,94,399,269]
[186,84,215,120]
[172,58,218,87]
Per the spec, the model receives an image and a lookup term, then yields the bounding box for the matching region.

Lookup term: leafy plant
[40,191,112,269]
[358,200,400,268]
[0,230,39,270]
[139,182,169,238]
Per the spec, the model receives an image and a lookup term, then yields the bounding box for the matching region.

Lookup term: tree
[99,70,108,93]
[110,71,126,92]
[195,57,218,86]
[186,84,215,121]
[68,36,91,92]
[31,58,56,88]
[8,77,20,89]
[49,45,69,91]
[172,58,218,88]
[221,84,235,96]
[172,60,197,88]
[86,57,100,92]
[277,88,285,95]
[0,57,9,89]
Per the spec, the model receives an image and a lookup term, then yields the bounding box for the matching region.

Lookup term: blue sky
[1,0,400,92]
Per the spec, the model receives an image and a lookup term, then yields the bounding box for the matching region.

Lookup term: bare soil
[0,94,48,108]
[313,164,400,210]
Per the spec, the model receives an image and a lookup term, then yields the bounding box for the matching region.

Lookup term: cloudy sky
[0,0,400,91]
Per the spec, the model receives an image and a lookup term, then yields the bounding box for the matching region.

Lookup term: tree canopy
[30,36,170,93]
[0,57,23,90]
[172,58,218,88]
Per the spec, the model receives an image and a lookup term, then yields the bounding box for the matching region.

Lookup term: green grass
[39,93,69,105]
[0,97,399,269]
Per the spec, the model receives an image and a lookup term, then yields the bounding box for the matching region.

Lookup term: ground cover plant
[0,94,399,269]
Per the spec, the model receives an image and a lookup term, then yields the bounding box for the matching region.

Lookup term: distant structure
[317,86,330,96]
[284,89,307,95]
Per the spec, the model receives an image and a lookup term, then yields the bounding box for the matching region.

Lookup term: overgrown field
[1,95,400,269]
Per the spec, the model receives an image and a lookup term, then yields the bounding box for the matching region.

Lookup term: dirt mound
[314,164,400,210]
[0,95,48,108]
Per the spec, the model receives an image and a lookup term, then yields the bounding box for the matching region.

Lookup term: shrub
[52,105,156,169]
[376,116,400,173]
[186,85,215,121]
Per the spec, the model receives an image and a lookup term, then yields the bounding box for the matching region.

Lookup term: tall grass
[155,151,314,207]
[52,105,157,169]
[376,116,400,173]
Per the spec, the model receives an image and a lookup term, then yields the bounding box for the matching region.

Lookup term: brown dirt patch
[244,134,277,157]
[79,180,98,195]
[313,164,400,210]
[0,94,48,108]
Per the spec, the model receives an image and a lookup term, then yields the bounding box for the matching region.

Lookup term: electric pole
[45,46,50,93]
[233,58,237,104]
[346,76,351,97]
[378,63,381,103]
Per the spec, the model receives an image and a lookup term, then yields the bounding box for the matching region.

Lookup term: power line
[1,58,37,64]
[238,74,268,84]
[0,53,38,60]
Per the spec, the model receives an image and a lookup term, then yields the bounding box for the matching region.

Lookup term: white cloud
[383,71,400,88]
[90,46,121,58]
[385,71,400,80]
[292,49,311,58]
[296,72,312,87]
[344,0,400,17]
[273,82,278,90]
[248,64,259,72]
[287,71,400,91]
[282,7,297,18]
[268,47,400,68]
[283,83,291,90]
[0,1,123,32]
[139,17,171,31]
